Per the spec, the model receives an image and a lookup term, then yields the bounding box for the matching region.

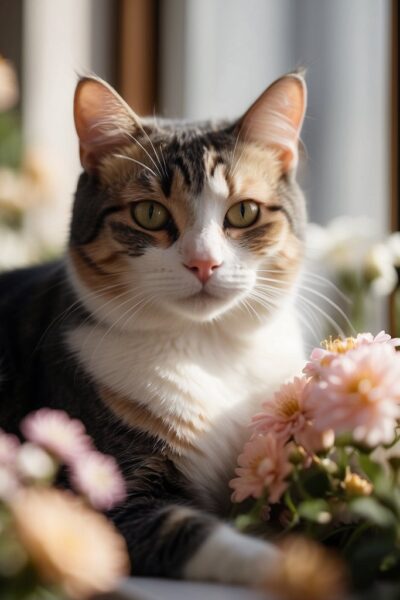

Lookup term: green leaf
[358,453,382,483]
[350,497,396,528]
[298,499,331,523]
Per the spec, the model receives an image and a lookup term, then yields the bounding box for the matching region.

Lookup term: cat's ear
[74,76,142,172]
[238,72,307,173]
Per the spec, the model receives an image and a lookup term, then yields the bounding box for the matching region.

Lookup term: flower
[70,451,126,511]
[309,344,400,446]
[387,231,400,267]
[304,331,400,378]
[252,377,333,453]
[0,56,18,111]
[305,216,376,272]
[0,429,20,465]
[16,443,56,482]
[343,469,373,497]
[265,536,347,600]
[11,487,129,599]
[0,465,19,500]
[364,243,398,296]
[21,409,92,464]
[230,433,292,504]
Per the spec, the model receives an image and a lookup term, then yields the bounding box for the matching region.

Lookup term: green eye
[225,200,260,228]
[131,201,170,230]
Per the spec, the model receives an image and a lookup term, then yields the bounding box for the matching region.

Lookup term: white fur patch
[67,304,304,509]
[184,524,280,585]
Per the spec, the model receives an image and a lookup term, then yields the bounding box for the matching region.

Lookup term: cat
[0,71,307,587]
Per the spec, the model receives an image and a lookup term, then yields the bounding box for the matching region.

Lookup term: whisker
[112,154,158,179]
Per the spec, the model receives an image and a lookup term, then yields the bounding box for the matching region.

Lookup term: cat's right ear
[74,76,142,172]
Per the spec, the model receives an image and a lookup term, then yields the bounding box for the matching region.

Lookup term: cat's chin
[166,291,241,322]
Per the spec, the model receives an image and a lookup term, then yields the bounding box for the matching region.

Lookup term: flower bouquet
[231,332,400,596]
[0,409,129,599]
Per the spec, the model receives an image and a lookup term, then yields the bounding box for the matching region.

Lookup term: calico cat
[0,72,307,586]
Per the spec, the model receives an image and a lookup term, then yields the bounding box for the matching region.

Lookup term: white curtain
[159,0,391,233]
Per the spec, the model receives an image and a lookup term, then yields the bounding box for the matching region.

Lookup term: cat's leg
[112,498,280,585]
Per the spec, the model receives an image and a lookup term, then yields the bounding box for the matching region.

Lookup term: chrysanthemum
[230,433,292,504]
[265,536,347,600]
[21,409,92,464]
[252,377,333,453]
[16,443,57,482]
[309,344,400,446]
[0,465,19,500]
[0,429,20,466]
[304,331,400,379]
[70,451,126,511]
[11,488,129,599]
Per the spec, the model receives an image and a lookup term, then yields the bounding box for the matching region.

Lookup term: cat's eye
[225,201,260,228]
[131,201,170,231]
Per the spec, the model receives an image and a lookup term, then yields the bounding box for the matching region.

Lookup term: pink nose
[184,258,222,284]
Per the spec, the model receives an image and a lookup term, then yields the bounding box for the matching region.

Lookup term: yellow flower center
[322,336,357,354]
[343,469,373,496]
[276,394,300,419]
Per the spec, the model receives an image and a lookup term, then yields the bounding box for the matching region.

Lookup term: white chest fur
[68,307,304,509]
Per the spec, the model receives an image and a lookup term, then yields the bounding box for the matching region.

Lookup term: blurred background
[0,0,398,343]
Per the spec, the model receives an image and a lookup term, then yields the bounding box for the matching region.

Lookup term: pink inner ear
[240,75,307,172]
[74,78,138,172]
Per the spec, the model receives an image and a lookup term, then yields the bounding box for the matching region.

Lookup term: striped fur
[0,73,308,587]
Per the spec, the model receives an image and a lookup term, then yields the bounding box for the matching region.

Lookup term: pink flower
[21,409,92,464]
[229,434,292,504]
[0,465,20,500]
[252,377,333,453]
[304,331,400,379]
[70,451,126,511]
[309,344,400,446]
[0,429,20,466]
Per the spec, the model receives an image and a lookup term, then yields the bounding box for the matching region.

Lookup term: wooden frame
[390,0,399,334]
[117,0,159,116]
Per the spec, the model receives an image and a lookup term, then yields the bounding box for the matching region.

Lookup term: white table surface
[104,578,269,600]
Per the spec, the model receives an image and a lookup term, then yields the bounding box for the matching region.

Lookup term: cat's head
[68,74,307,330]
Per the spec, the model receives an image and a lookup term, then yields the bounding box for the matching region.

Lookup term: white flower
[16,443,57,482]
[387,232,400,268]
[306,216,377,272]
[364,243,397,296]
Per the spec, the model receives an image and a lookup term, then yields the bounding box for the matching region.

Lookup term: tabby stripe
[75,246,109,276]
[172,156,192,188]
[80,204,124,245]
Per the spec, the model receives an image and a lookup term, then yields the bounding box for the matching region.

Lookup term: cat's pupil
[149,203,154,220]
[240,202,245,218]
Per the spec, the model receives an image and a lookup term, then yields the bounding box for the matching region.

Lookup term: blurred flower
[265,536,347,600]
[310,344,400,446]
[0,429,20,465]
[0,226,36,270]
[11,487,129,599]
[364,243,398,296]
[16,443,56,482]
[71,451,126,511]
[0,56,18,111]
[304,331,400,378]
[230,433,292,503]
[0,466,19,500]
[21,409,92,464]
[387,232,400,268]
[306,216,376,272]
[252,377,333,453]
[343,469,373,497]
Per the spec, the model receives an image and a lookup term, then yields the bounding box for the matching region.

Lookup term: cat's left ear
[74,76,143,172]
[238,72,307,173]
